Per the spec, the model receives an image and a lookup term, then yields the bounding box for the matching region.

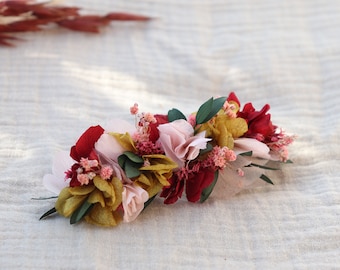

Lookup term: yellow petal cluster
[197,112,248,149]
[136,154,178,197]
[109,131,178,197]
[110,132,136,152]
[55,176,123,227]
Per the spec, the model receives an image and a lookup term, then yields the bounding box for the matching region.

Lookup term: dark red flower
[238,103,276,142]
[160,175,184,204]
[185,168,215,203]
[148,114,169,143]
[70,125,104,161]
[66,163,81,187]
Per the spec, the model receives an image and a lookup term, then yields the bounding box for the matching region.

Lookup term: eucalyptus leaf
[118,152,144,178]
[118,154,127,168]
[32,196,58,200]
[250,163,280,170]
[123,151,144,163]
[70,200,94,224]
[39,207,57,220]
[143,194,157,211]
[199,142,213,155]
[239,151,253,157]
[168,108,187,122]
[125,159,142,178]
[260,174,274,185]
[200,171,219,203]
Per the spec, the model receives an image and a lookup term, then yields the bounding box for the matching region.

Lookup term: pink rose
[122,184,149,223]
[157,119,211,168]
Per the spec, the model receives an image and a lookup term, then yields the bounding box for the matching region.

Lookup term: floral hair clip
[39,92,295,227]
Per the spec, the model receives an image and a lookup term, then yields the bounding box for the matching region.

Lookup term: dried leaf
[105,12,151,21]
[0,0,151,47]
[0,33,21,46]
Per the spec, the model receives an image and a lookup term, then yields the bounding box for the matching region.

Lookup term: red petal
[70,125,104,161]
[160,175,184,204]
[148,114,168,142]
[186,169,215,203]
[227,92,240,107]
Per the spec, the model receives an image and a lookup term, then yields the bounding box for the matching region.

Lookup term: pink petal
[234,138,271,159]
[43,174,69,194]
[95,133,124,162]
[52,151,74,179]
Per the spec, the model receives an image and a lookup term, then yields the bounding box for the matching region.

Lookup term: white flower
[42,151,73,194]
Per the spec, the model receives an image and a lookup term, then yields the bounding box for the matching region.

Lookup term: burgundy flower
[238,103,276,143]
[70,125,104,162]
[65,163,81,187]
[160,175,184,204]
[148,114,169,143]
[185,169,215,203]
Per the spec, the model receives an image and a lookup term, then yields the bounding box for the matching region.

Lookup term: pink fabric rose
[122,184,149,223]
[157,119,211,168]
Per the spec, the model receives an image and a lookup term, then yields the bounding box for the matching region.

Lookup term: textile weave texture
[0,0,339,269]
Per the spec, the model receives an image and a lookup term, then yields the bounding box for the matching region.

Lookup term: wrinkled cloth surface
[0,0,339,269]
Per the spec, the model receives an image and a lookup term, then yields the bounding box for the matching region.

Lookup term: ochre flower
[135,154,177,197]
[197,112,248,149]
[55,176,123,227]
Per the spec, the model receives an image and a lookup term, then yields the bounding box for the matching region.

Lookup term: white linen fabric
[0,0,339,269]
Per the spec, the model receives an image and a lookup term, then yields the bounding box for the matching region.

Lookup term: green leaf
[125,159,142,178]
[143,194,157,211]
[123,151,144,163]
[168,108,187,122]
[39,207,57,220]
[200,171,219,203]
[196,97,227,125]
[196,97,213,125]
[260,174,274,185]
[239,151,253,156]
[32,196,58,200]
[118,151,144,178]
[285,159,293,164]
[199,142,213,155]
[205,97,227,123]
[70,200,94,225]
[249,163,280,170]
[118,154,127,168]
